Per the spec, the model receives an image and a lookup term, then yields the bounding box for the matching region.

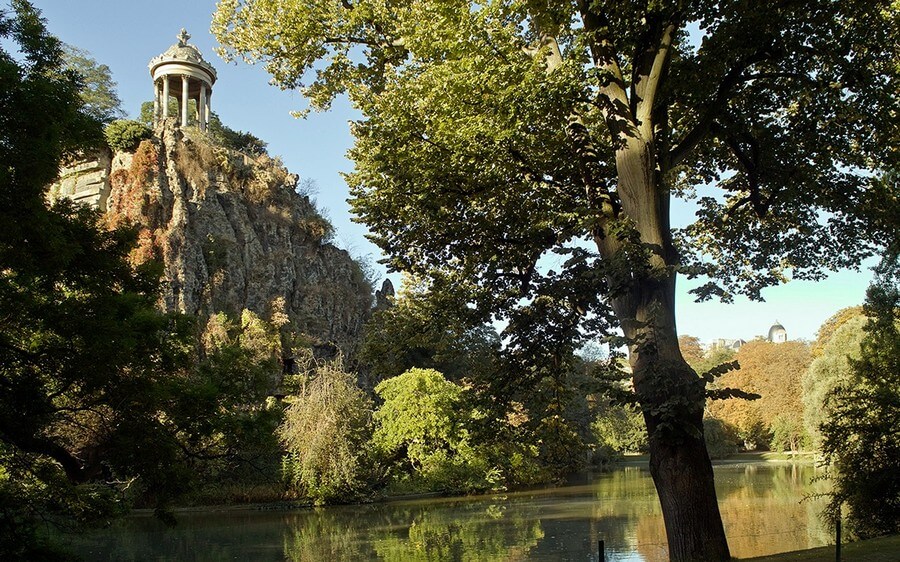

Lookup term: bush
[373,368,500,493]
[278,359,373,504]
[703,417,740,459]
[104,119,152,152]
[591,402,648,455]
[770,415,807,452]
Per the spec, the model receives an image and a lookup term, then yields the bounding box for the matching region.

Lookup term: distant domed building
[767,321,788,343]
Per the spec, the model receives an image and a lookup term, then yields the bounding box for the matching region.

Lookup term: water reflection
[69,464,829,561]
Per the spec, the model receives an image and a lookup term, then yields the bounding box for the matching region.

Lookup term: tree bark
[613,279,731,562]
[600,136,731,561]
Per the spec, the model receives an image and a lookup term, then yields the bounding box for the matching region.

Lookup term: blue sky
[30,0,877,344]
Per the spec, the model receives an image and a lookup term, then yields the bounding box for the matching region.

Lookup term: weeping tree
[213,1,899,559]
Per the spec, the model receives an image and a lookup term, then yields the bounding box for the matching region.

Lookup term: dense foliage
[279,359,373,504]
[707,341,811,451]
[0,2,178,555]
[214,3,898,557]
[821,256,900,538]
[0,5,288,555]
[373,368,502,492]
[802,314,866,449]
[104,119,152,152]
[360,277,499,385]
[139,100,269,156]
[61,44,125,123]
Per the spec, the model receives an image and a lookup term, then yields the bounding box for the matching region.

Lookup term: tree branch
[633,19,678,138]
[576,1,632,135]
[669,47,779,167]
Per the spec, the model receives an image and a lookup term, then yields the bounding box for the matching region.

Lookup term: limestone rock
[53,123,373,358]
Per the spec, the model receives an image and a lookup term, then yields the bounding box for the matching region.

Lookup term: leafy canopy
[214,0,898,313]
[61,44,125,123]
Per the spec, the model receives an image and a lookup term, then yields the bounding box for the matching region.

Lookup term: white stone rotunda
[149,29,217,131]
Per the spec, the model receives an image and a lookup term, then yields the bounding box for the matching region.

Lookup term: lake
[67,462,831,561]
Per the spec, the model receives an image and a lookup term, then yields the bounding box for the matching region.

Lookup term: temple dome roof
[148,29,216,83]
[768,321,787,341]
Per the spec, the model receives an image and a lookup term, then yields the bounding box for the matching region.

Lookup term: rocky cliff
[50,121,373,357]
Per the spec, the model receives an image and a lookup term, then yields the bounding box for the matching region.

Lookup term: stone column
[199,82,207,132]
[153,80,160,121]
[162,75,170,119]
[181,75,190,127]
[206,90,212,128]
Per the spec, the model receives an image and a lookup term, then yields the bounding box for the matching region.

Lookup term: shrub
[703,417,740,459]
[104,119,152,152]
[278,359,373,504]
[591,402,648,455]
[373,368,500,493]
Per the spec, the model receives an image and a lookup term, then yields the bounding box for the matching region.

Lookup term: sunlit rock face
[50,122,373,358]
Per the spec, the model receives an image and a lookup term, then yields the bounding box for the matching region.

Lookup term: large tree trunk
[614,279,731,562]
[599,137,731,561]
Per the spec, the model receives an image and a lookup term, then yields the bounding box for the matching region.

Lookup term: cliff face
[51,122,372,357]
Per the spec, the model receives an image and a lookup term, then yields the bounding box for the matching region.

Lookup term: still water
[69,463,830,561]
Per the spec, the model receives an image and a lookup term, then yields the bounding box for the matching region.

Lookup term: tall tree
[802,312,866,449]
[61,45,125,123]
[214,1,899,559]
[0,2,244,555]
[821,252,900,538]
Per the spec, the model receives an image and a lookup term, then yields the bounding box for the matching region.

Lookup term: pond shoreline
[70,463,833,561]
[739,533,900,561]
[136,450,820,515]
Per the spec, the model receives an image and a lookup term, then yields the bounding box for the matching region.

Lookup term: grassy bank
[618,451,818,467]
[739,534,900,561]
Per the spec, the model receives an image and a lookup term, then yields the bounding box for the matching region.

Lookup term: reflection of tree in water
[710,465,830,559]
[627,465,832,561]
[69,511,294,561]
[282,507,379,560]
[283,501,544,561]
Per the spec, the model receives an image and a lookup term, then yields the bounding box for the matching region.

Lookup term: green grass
[738,534,900,561]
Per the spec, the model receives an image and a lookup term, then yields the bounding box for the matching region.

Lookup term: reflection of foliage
[282,507,378,560]
[713,464,831,559]
[370,504,544,562]
[821,257,900,538]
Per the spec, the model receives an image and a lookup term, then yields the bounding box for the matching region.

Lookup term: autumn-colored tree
[811,307,864,358]
[678,335,705,369]
[707,340,811,450]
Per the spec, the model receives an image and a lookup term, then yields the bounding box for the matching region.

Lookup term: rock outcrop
[50,121,373,357]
